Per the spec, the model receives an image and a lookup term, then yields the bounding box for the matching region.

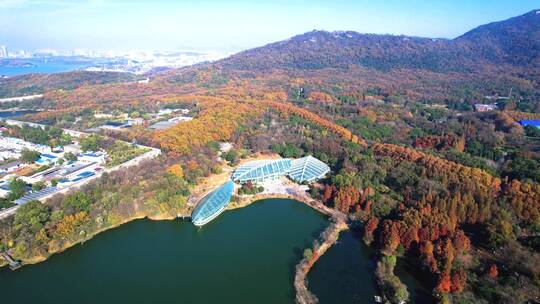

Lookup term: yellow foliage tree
[167,164,184,178]
[54,212,88,241]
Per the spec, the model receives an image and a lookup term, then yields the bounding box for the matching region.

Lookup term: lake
[0,198,424,304]
[309,228,435,304]
[308,229,378,303]
[0,199,329,304]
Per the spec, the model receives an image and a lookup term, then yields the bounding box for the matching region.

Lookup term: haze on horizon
[1,0,538,52]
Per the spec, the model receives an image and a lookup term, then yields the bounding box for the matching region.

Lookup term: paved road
[0,94,43,103]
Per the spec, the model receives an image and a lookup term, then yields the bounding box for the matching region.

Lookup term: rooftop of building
[519,120,540,127]
[232,155,330,184]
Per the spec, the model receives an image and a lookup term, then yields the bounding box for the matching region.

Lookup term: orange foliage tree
[264,100,367,146]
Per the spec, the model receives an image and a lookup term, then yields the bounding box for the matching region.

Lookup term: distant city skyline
[1,0,539,52]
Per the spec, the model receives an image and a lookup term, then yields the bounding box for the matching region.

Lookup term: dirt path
[294,213,348,304]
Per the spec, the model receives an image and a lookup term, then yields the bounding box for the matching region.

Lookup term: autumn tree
[380,220,400,254]
[487,264,498,279]
[167,164,184,178]
[333,185,360,213]
[364,217,379,245]
[451,268,467,293]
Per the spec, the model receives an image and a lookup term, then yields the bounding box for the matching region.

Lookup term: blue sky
[0,0,538,51]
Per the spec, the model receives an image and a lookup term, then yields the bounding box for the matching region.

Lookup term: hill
[0,71,139,98]
[217,9,540,73]
[456,9,540,66]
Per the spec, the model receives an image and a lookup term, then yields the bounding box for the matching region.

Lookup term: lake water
[0,199,330,304]
[308,229,378,303]
[0,60,90,76]
[309,228,435,304]
[0,199,424,304]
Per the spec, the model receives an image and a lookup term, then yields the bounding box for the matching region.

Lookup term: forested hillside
[219,9,540,72]
[0,71,139,98]
[456,9,540,66]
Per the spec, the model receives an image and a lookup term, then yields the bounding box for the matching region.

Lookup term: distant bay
[0,58,92,76]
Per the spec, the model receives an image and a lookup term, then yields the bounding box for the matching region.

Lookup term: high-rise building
[0,46,8,58]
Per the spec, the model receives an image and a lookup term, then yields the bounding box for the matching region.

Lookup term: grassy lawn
[105,141,150,168]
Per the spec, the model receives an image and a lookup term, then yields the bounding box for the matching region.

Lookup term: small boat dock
[1,252,22,270]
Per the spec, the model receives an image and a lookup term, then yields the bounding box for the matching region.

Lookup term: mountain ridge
[212,9,540,73]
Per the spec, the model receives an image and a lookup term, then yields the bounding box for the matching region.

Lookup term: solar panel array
[14,187,58,205]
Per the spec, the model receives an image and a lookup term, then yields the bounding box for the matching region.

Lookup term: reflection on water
[309,228,436,304]
[0,199,327,304]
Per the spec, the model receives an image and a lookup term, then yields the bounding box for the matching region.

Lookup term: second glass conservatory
[191,180,234,226]
[232,159,292,183]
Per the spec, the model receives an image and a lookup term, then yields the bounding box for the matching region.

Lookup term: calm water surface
[308,229,378,303]
[309,228,435,304]
[0,60,89,76]
[0,199,330,304]
[0,198,429,304]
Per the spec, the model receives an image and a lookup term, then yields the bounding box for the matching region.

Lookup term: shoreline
[230,190,349,304]
[2,192,333,268]
[1,183,348,304]
[295,219,348,304]
[3,209,189,267]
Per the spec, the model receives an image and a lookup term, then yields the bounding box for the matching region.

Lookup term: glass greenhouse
[288,155,330,183]
[231,155,330,184]
[191,180,234,226]
[232,159,292,183]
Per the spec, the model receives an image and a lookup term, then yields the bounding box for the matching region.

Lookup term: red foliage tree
[451,268,467,293]
[452,230,471,254]
[322,184,334,204]
[363,200,373,215]
[380,220,401,254]
[364,217,379,243]
[420,240,438,273]
[437,273,452,293]
[333,186,360,213]
[401,226,420,250]
[487,264,498,279]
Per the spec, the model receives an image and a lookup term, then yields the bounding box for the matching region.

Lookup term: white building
[35,153,60,165]
[0,136,52,154]
[158,109,174,116]
[79,151,107,164]
[0,160,24,174]
[0,149,21,162]
[59,161,99,180]
[94,113,114,119]
[129,118,144,126]
[474,103,498,112]
[63,144,81,154]
[0,181,10,198]
[0,46,8,58]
